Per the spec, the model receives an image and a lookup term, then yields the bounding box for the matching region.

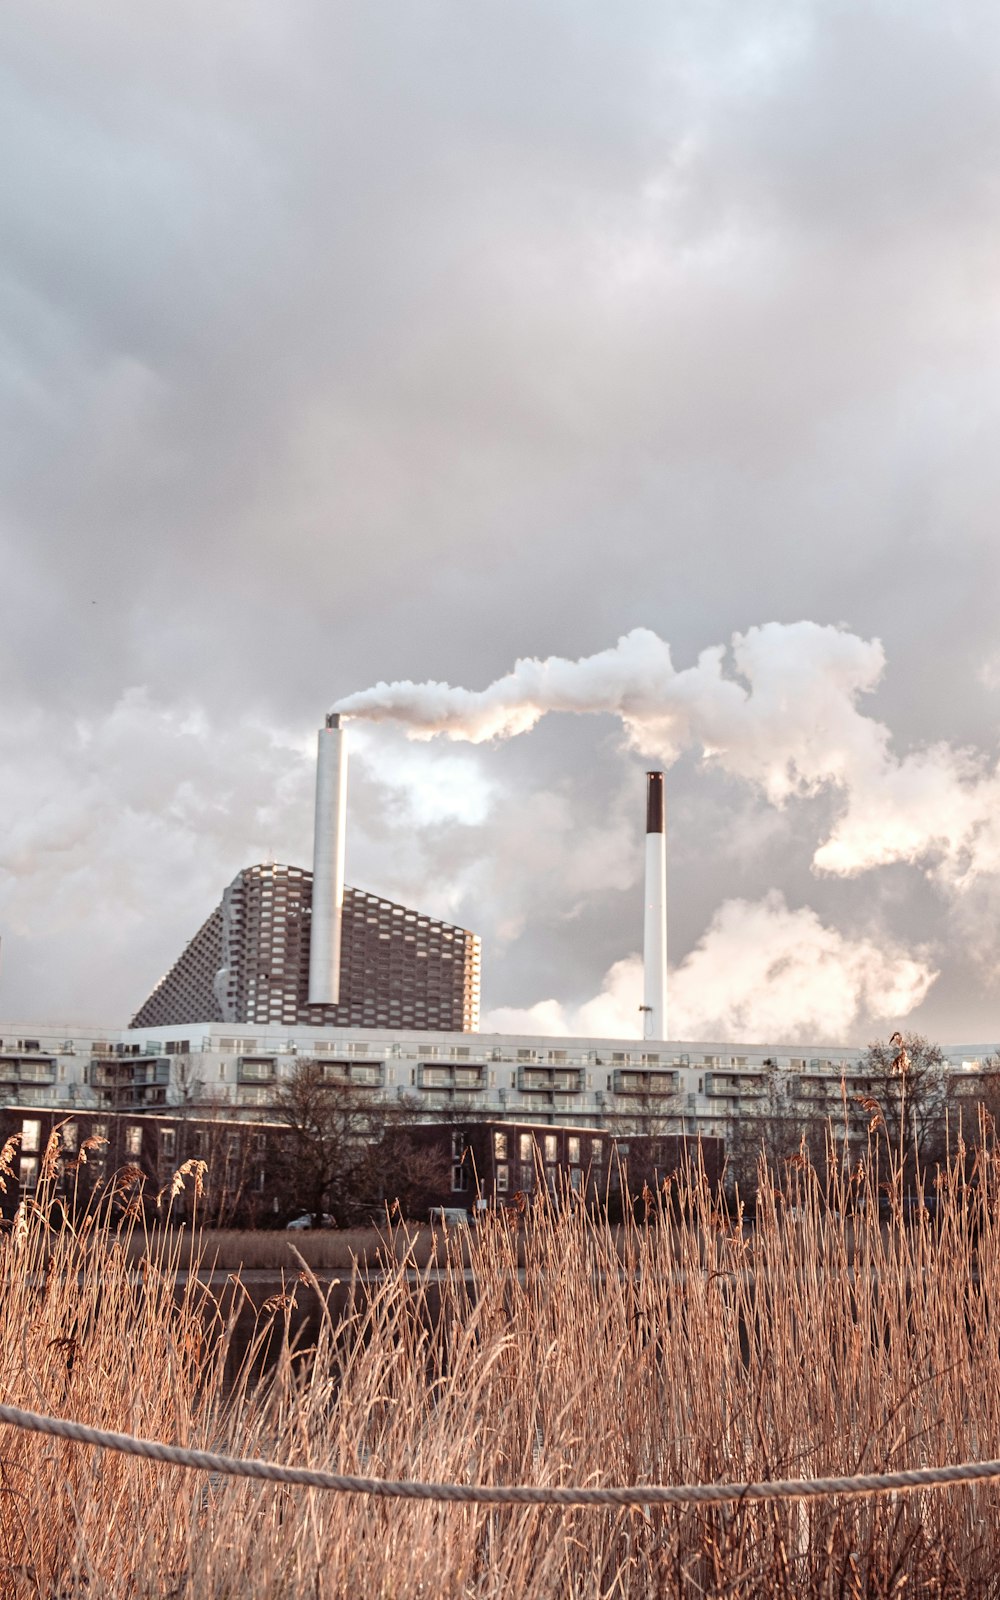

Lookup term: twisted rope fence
[2,1403,1000,1509]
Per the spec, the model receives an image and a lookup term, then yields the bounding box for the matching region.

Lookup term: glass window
[519,1132,533,1162]
[125,1126,142,1156]
[544,1135,558,1163]
[493,1131,508,1160]
[62,1121,78,1154]
[496,1164,509,1192]
[21,1119,41,1154]
[161,1129,176,1158]
[591,1138,604,1164]
[19,1156,38,1190]
[567,1137,581,1165]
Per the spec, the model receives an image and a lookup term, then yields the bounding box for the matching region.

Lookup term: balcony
[417,1063,486,1091]
[318,1061,385,1089]
[611,1069,679,1098]
[88,1056,169,1108]
[703,1071,768,1099]
[0,1056,57,1085]
[238,1057,277,1084]
[517,1066,583,1094]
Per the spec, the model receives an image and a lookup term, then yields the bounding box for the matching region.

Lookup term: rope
[1,1403,999,1508]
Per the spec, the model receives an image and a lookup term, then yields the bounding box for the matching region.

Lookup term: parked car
[285,1213,335,1230]
[429,1207,472,1228]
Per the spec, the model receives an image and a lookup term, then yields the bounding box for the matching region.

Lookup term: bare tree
[722,1060,828,1203]
[273,1063,450,1225]
[857,1032,948,1179]
[272,1062,387,1225]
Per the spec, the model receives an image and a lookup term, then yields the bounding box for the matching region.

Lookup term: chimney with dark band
[642,771,667,1039]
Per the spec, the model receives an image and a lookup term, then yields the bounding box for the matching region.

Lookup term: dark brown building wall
[405,1121,726,1214]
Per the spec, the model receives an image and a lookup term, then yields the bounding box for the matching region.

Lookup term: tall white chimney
[642,771,667,1040]
[308,713,348,1007]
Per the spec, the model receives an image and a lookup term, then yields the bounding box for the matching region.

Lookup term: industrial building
[131,865,481,1033]
[130,715,481,1034]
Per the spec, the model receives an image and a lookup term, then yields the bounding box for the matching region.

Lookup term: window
[125,1126,142,1157]
[451,1165,470,1194]
[519,1132,533,1162]
[496,1164,509,1192]
[161,1129,176,1159]
[544,1135,558,1163]
[567,1137,581,1165]
[519,1164,534,1193]
[591,1139,604,1164]
[19,1157,38,1190]
[62,1122,78,1154]
[493,1131,508,1161]
[451,1131,465,1160]
[21,1119,41,1154]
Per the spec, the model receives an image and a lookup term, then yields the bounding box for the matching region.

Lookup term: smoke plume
[337,622,1000,887]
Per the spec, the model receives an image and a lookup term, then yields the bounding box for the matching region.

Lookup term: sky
[4,0,1000,1045]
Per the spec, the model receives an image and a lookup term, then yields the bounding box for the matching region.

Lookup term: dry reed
[1,1123,999,1596]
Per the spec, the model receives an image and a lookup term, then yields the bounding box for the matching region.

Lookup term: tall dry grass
[2,1122,1000,1596]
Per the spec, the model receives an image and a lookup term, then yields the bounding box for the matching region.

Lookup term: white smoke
[480,894,937,1043]
[336,621,1000,887]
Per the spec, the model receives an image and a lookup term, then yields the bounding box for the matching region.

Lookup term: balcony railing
[517,1067,583,1094]
[611,1069,679,1097]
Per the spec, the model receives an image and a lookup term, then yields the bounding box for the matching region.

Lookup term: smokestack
[642,771,667,1040]
[308,713,348,1007]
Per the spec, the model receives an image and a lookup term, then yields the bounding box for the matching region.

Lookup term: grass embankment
[1,1130,998,1596]
[121,1222,470,1274]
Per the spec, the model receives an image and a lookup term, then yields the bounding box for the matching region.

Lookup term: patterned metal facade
[130,863,481,1032]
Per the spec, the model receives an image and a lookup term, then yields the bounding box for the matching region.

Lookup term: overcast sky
[4,0,1000,1045]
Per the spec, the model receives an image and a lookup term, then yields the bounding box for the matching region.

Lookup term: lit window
[567,1137,581,1165]
[21,1119,41,1154]
[544,1135,558,1163]
[493,1131,508,1161]
[126,1126,142,1156]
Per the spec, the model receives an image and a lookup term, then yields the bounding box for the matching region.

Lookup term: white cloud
[668,892,937,1042]
[482,894,937,1044]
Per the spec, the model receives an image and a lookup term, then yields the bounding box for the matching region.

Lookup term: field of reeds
[3,1125,1000,1597]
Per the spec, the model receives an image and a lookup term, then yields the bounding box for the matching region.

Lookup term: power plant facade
[130,864,481,1032]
